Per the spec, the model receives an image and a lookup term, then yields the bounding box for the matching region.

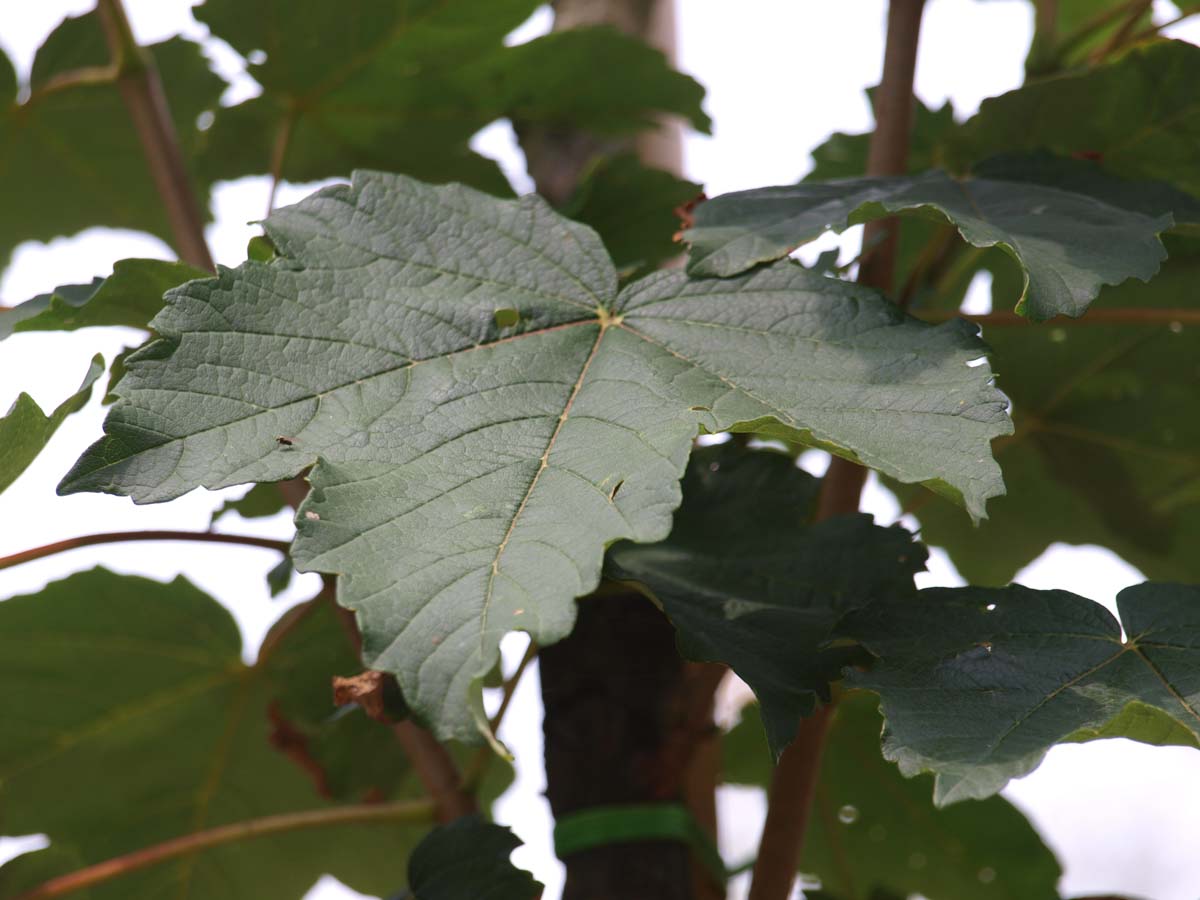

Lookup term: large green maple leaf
[60,171,1010,740]
[889,236,1200,586]
[607,443,925,756]
[0,569,508,899]
[684,157,1191,320]
[838,582,1200,805]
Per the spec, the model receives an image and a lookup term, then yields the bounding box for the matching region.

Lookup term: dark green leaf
[0,354,102,494]
[61,171,1009,741]
[837,582,1200,805]
[0,259,207,341]
[607,443,925,755]
[0,569,508,898]
[947,40,1200,198]
[267,556,296,597]
[891,236,1200,585]
[0,846,89,900]
[804,94,1012,315]
[723,696,1061,899]
[193,0,530,195]
[491,27,710,134]
[211,481,289,525]
[560,153,701,278]
[1023,0,1155,76]
[194,2,708,195]
[685,161,1179,320]
[405,817,541,900]
[807,92,955,182]
[0,14,223,270]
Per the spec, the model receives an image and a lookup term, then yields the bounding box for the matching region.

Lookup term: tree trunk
[541,592,694,900]
[526,3,721,898]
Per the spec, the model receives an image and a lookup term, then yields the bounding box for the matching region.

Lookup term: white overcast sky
[2,2,1200,899]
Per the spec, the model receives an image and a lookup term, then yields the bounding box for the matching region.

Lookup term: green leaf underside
[837,582,1200,805]
[61,171,1010,741]
[947,39,1200,199]
[607,444,926,756]
[0,354,102,494]
[0,259,208,340]
[889,236,1200,586]
[406,817,541,900]
[724,697,1061,900]
[0,13,222,270]
[0,570,511,898]
[685,162,1176,320]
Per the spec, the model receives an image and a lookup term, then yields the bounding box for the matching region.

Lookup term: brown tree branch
[328,603,477,824]
[0,530,289,572]
[392,722,478,823]
[96,0,215,272]
[12,800,435,900]
[931,307,1200,327]
[750,3,927,898]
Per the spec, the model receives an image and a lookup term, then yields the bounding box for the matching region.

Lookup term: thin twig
[462,640,539,790]
[1057,0,1147,60]
[266,108,298,215]
[96,0,214,272]
[1090,0,1153,63]
[23,65,118,104]
[749,3,927,899]
[328,603,477,823]
[0,530,289,572]
[393,722,479,822]
[1130,9,1200,43]
[13,800,435,900]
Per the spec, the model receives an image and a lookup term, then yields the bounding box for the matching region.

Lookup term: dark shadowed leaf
[560,153,701,278]
[607,444,925,755]
[723,696,1061,899]
[890,236,1200,585]
[405,817,541,900]
[0,13,223,271]
[60,171,1009,742]
[488,27,709,134]
[947,40,1200,198]
[837,582,1200,805]
[0,355,102,494]
[684,159,1181,320]
[0,846,89,900]
[0,569,509,899]
[0,259,207,340]
[211,481,290,525]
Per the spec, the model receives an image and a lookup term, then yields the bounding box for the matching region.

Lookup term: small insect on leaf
[275,435,295,447]
[493,307,520,328]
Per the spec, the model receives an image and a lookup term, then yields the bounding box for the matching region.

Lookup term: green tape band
[552,803,727,885]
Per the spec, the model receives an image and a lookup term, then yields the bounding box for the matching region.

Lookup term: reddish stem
[750,3,927,898]
[12,800,434,900]
[0,530,289,572]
